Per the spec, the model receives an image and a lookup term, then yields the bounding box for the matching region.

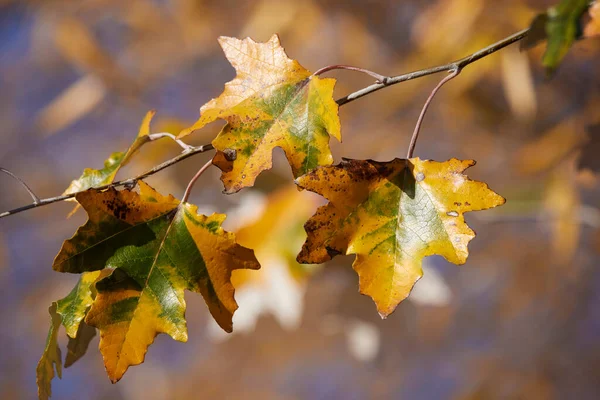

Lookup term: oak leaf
[179,35,341,193]
[296,158,505,317]
[52,181,260,382]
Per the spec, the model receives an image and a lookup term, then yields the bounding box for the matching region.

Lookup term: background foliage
[1,0,599,398]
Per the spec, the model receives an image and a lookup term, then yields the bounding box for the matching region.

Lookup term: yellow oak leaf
[52,181,259,382]
[296,158,505,317]
[179,35,341,193]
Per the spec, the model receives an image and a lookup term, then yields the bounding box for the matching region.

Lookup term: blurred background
[1,0,600,398]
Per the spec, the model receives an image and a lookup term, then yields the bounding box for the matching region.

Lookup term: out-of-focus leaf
[543,0,589,74]
[36,303,62,400]
[179,35,341,193]
[224,185,320,334]
[63,110,156,197]
[296,158,505,317]
[584,1,600,37]
[514,118,587,174]
[544,156,581,264]
[523,0,591,75]
[53,181,260,382]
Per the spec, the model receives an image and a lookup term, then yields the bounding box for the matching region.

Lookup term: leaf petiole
[181,160,213,203]
[312,64,389,83]
[406,68,461,159]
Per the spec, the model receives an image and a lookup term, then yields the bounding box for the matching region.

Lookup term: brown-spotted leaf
[53,181,260,382]
[63,110,156,197]
[296,158,505,317]
[179,35,341,193]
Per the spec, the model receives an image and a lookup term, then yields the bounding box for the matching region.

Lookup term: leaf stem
[406,68,460,159]
[181,160,213,203]
[336,28,529,106]
[148,132,194,152]
[0,144,214,219]
[0,167,41,204]
[313,65,388,83]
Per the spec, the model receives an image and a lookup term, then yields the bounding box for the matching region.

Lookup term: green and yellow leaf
[53,181,260,382]
[296,158,505,317]
[37,270,110,398]
[179,35,341,193]
[56,270,107,338]
[63,110,156,196]
[523,0,591,75]
[36,303,62,400]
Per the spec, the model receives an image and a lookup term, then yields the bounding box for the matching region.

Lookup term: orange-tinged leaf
[296,158,505,317]
[63,110,156,197]
[179,35,341,193]
[584,1,600,37]
[53,181,259,382]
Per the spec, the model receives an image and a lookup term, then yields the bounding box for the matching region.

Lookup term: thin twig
[407,69,461,158]
[336,28,529,106]
[313,65,388,83]
[181,160,213,203]
[0,168,41,204]
[0,144,214,219]
[148,132,194,152]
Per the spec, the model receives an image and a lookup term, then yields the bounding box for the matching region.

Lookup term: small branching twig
[407,68,461,158]
[336,28,529,106]
[148,132,194,152]
[0,167,41,204]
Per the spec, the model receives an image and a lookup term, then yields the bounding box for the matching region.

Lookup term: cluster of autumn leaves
[27,0,600,397]
[38,34,509,399]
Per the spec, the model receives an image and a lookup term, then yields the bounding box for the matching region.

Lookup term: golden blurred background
[1,0,599,398]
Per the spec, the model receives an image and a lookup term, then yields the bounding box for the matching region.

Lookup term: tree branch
[0,27,530,219]
[0,144,214,219]
[336,28,530,106]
